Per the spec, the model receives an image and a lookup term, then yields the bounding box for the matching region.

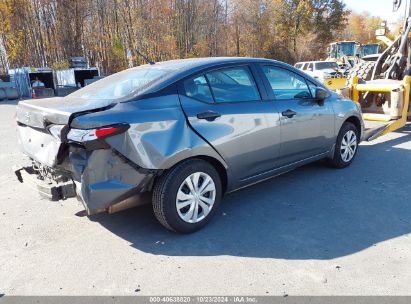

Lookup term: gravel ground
[1,100,411,295]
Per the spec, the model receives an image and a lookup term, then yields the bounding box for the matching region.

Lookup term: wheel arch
[195,155,228,194]
[344,115,362,139]
[159,155,229,194]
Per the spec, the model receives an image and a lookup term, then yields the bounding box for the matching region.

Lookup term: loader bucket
[350,75,411,141]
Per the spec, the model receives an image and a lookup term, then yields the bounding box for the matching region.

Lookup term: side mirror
[315,87,327,101]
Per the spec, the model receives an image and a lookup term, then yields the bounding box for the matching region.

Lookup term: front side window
[306,80,318,97]
[262,66,312,100]
[205,66,260,103]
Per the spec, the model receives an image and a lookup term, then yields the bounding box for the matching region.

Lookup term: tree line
[0,0,385,75]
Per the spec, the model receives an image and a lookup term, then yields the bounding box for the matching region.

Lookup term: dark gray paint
[15,57,364,214]
[68,149,155,214]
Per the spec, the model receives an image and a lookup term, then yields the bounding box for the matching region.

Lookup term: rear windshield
[67,66,172,101]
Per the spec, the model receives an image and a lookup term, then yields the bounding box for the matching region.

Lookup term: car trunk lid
[16,97,115,129]
[16,97,115,167]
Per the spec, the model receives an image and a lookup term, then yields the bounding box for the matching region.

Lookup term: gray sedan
[15,57,363,233]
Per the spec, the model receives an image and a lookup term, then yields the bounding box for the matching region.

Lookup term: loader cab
[328,41,361,60]
[360,44,381,57]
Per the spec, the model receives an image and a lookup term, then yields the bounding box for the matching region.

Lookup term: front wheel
[328,122,359,168]
[152,159,222,233]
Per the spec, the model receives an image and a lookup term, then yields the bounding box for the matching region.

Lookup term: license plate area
[17,125,61,167]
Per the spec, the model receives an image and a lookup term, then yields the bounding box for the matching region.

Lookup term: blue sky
[343,0,404,24]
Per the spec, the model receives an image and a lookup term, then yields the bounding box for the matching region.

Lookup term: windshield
[338,42,356,57]
[330,42,357,59]
[361,44,380,57]
[68,66,172,101]
[315,62,339,70]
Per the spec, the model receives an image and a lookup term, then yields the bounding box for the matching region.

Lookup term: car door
[259,65,335,166]
[178,64,282,184]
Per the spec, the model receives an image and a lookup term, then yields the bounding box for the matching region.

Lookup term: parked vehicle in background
[0,74,20,101]
[14,57,363,233]
[295,61,347,90]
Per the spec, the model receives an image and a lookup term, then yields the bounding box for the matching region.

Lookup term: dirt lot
[1,100,411,295]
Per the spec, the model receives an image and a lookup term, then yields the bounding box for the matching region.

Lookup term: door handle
[197,111,221,121]
[281,109,297,118]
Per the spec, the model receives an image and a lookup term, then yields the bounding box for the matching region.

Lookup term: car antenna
[135,48,155,65]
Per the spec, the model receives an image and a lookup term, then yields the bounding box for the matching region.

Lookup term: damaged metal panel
[68,148,156,214]
[14,165,76,201]
[16,97,115,128]
[17,124,61,167]
[70,95,228,171]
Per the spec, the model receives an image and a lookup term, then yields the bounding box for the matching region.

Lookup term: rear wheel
[328,122,359,168]
[152,159,222,233]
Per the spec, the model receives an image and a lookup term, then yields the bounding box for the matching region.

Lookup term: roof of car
[132,57,291,93]
[144,57,281,70]
[122,57,326,98]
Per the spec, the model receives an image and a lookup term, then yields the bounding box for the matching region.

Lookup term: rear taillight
[95,127,123,138]
[67,124,129,143]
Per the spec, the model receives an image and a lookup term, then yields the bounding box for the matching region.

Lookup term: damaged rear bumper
[14,148,160,215]
[15,121,161,215]
[14,165,76,201]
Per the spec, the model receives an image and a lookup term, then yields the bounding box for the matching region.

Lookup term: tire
[328,122,359,168]
[152,159,222,233]
[347,61,375,83]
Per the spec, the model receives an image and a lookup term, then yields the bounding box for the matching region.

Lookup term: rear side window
[183,75,214,103]
[295,63,303,69]
[205,67,260,103]
[262,66,312,100]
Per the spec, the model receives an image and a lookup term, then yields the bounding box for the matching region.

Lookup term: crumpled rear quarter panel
[70,95,227,170]
[68,147,155,214]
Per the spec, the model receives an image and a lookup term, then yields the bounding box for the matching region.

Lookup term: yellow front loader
[341,0,411,141]
[345,76,411,140]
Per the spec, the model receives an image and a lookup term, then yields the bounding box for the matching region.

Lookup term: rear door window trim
[178,64,266,104]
